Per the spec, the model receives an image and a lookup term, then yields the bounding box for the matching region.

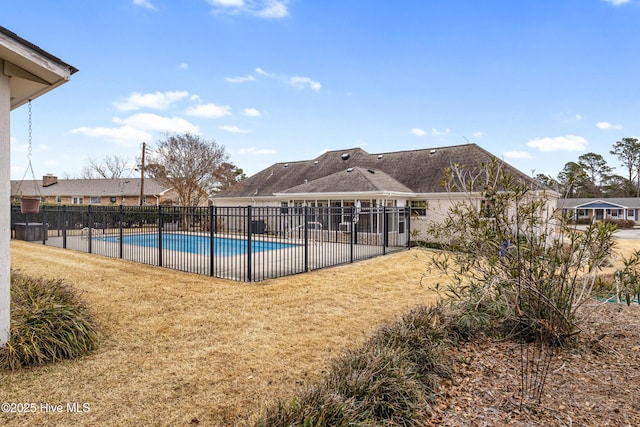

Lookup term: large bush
[0,272,99,370]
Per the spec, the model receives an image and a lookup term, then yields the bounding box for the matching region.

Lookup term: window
[90,196,101,205]
[410,200,428,217]
[55,196,62,203]
[72,196,84,205]
[110,196,117,204]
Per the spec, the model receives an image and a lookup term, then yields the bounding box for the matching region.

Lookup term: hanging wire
[14,100,41,198]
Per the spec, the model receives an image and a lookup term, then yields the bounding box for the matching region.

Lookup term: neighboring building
[558,198,640,223]
[212,143,559,236]
[11,175,175,206]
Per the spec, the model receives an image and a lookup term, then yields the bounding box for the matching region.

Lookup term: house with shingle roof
[10,175,175,206]
[558,198,640,223]
[212,143,559,236]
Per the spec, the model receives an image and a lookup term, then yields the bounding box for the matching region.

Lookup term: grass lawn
[2,241,441,426]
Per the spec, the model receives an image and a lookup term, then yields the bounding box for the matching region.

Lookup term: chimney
[43,175,58,187]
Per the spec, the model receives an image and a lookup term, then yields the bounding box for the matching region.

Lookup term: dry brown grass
[2,241,441,426]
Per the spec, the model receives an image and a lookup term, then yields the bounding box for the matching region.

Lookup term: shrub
[424,159,618,405]
[254,305,451,426]
[604,218,636,229]
[0,272,99,370]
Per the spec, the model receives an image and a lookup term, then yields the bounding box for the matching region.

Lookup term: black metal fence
[10,204,410,282]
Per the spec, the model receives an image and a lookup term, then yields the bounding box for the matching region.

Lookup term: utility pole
[140,142,145,206]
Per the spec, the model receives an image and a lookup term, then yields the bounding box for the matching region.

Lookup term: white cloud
[411,128,426,136]
[289,76,321,91]
[70,126,153,147]
[113,113,200,133]
[603,0,631,6]
[432,127,450,136]
[596,121,623,130]
[255,67,273,77]
[243,108,262,117]
[225,75,255,83]
[256,0,289,18]
[207,0,288,18]
[527,135,588,152]
[184,103,232,118]
[133,0,156,10]
[113,91,189,111]
[210,0,244,5]
[238,147,277,155]
[219,125,252,134]
[504,151,533,159]
[472,131,484,138]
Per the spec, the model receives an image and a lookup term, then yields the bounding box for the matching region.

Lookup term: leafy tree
[577,152,612,196]
[81,155,132,179]
[557,161,589,198]
[214,162,246,193]
[533,173,559,191]
[146,132,230,206]
[610,137,640,196]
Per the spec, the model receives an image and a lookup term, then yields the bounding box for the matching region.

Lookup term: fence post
[118,205,123,258]
[158,206,163,267]
[406,206,411,249]
[246,205,252,282]
[88,205,93,254]
[62,205,67,249]
[209,205,215,277]
[350,206,354,263]
[304,206,309,272]
[383,206,388,255]
[41,205,47,245]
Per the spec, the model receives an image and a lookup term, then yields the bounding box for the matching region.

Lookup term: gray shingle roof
[215,143,539,198]
[558,198,640,209]
[10,178,170,197]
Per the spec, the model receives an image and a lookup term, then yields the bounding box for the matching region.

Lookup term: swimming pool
[99,233,298,256]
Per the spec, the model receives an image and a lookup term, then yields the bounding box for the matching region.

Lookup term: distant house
[10,175,175,206]
[558,198,640,223]
[212,143,558,236]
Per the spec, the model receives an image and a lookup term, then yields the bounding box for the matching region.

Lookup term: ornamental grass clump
[254,305,451,427]
[0,271,99,370]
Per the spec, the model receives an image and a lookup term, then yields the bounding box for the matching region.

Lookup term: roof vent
[284,163,289,167]
[367,169,375,174]
[430,149,437,155]
[377,154,383,159]
[314,160,318,165]
[341,153,350,160]
[346,167,354,172]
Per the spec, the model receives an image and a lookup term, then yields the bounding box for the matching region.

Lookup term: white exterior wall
[0,74,10,346]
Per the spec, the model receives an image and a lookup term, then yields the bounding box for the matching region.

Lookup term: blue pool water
[99,233,298,256]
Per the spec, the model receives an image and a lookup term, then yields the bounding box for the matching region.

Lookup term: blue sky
[6,0,640,182]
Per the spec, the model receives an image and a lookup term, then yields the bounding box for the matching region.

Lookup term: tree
[146,132,229,206]
[81,155,132,179]
[610,137,640,196]
[214,162,247,193]
[577,152,612,196]
[556,162,589,198]
[533,173,559,191]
